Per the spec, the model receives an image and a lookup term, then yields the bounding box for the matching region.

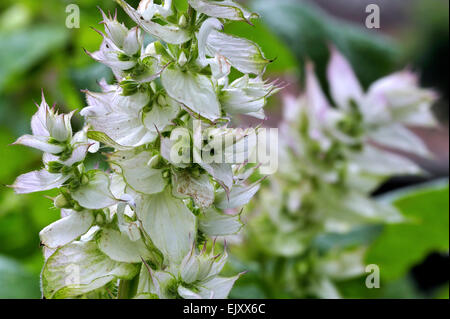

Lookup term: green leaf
[251,0,400,87]
[0,128,36,181]
[0,25,69,92]
[87,131,132,151]
[365,181,449,281]
[0,255,40,298]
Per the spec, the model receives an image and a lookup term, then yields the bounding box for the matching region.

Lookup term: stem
[117,265,141,299]
[117,279,132,299]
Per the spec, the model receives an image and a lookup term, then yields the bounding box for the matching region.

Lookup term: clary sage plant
[243,48,437,298]
[11,0,278,299]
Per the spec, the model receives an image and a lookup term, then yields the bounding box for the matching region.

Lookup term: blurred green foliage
[366,183,449,281]
[250,0,401,89]
[0,0,448,299]
[227,181,449,299]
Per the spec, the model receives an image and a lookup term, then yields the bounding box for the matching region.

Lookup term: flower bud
[54,194,71,209]
[120,79,139,96]
[178,51,188,67]
[81,175,90,185]
[157,94,167,106]
[47,161,64,174]
[178,15,188,28]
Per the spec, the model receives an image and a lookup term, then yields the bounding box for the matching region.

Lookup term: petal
[197,18,223,67]
[161,66,221,121]
[317,248,366,280]
[369,124,431,157]
[97,228,154,263]
[42,240,139,298]
[100,9,129,47]
[215,182,260,209]
[180,250,201,284]
[306,63,332,117]
[13,135,65,154]
[123,27,142,56]
[62,143,91,166]
[110,150,167,195]
[12,170,70,194]
[221,76,279,116]
[142,96,180,133]
[71,171,118,209]
[86,42,136,71]
[171,171,215,208]
[46,111,73,142]
[199,163,233,191]
[177,286,202,299]
[31,96,50,136]
[39,211,94,249]
[327,48,364,110]
[189,0,259,23]
[136,189,196,264]
[117,0,191,45]
[349,145,422,177]
[199,208,243,236]
[206,30,270,75]
[363,71,437,126]
[198,275,241,299]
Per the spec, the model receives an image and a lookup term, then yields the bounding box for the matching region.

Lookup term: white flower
[176,245,243,299]
[12,95,98,195]
[326,48,437,157]
[13,93,74,154]
[86,11,143,76]
[220,74,280,118]
[82,85,179,147]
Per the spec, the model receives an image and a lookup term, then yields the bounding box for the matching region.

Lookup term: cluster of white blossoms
[11,0,279,299]
[248,48,437,298]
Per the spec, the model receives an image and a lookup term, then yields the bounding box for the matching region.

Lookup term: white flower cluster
[248,48,437,298]
[12,0,278,299]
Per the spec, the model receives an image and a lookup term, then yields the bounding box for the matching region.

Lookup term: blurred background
[0,0,448,298]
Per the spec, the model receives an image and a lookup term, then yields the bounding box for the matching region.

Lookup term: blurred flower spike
[246,46,437,298]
